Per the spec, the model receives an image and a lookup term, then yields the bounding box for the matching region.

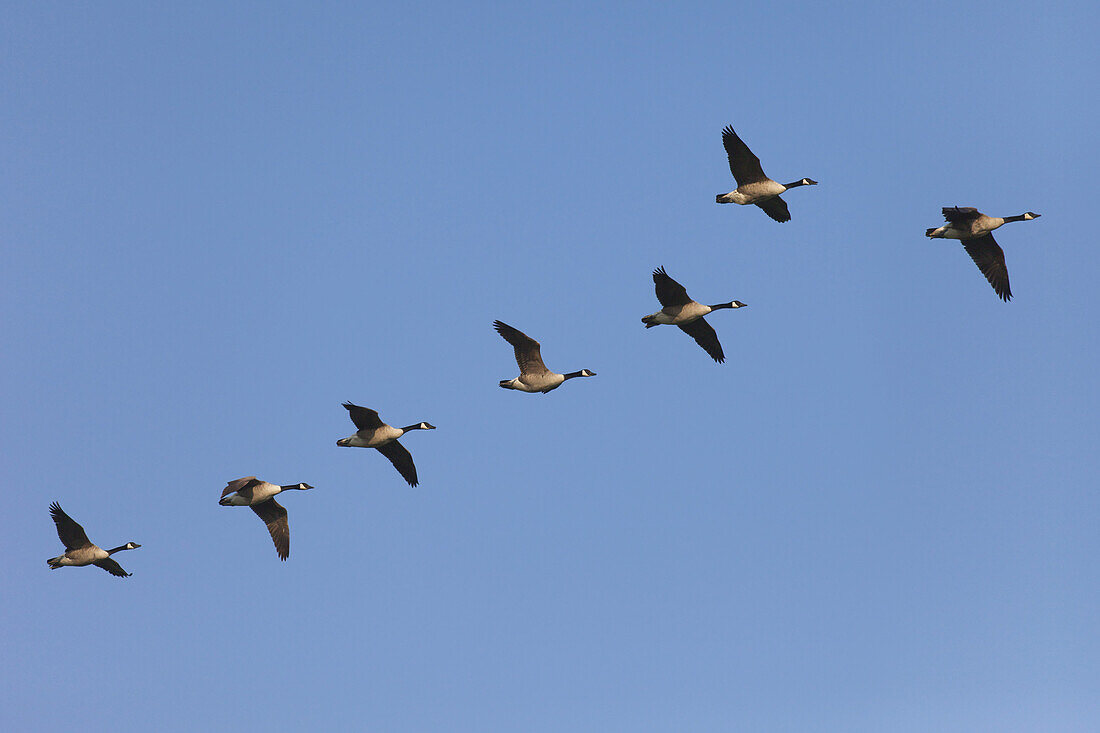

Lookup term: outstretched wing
[221,476,260,499]
[722,125,768,186]
[652,267,692,307]
[943,206,981,225]
[343,402,384,431]
[376,440,419,487]
[493,320,549,375]
[49,502,92,550]
[250,498,290,561]
[755,196,791,223]
[93,557,131,577]
[961,233,1012,301]
[678,318,725,363]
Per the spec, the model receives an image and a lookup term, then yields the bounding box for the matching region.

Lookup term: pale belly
[734,180,786,204]
[250,483,281,502]
[364,425,404,447]
[63,547,109,566]
[518,373,566,392]
[651,303,709,324]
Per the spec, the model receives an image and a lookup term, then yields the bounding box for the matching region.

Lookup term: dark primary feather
[493,320,548,375]
[250,498,290,560]
[961,233,1013,301]
[93,557,131,577]
[722,125,767,186]
[652,267,692,307]
[943,206,981,225]
[221,476,260,499]
[376,440,419,487]
[755,196,791,223]
[343,402,384,431]
[678,318,725,363]
[49,502,91,550]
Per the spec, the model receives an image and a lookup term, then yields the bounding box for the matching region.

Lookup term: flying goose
[715,125,817,222]
[642,267,746,363]
[926,206,1041,301]
[46,502,140,577]
[336,403,435,487]
[219,477,313,560]
[493,320,596,393]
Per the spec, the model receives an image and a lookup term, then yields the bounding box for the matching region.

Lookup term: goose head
[1023,212,1041,220]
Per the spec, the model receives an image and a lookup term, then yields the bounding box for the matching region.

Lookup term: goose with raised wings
[715,125,817,222]
[494,320,596,394]
[47,502,140,577]
[642,266,747,363]
[337,403,435,487]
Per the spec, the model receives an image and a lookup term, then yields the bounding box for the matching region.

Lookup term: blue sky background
[2,2,1098,731]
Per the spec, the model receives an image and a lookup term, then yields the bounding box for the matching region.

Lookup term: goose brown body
[46,503,140,577]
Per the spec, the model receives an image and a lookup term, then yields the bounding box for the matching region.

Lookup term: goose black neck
[563,371,585,380]
[1003,214,1029,223]
[708,302,734,310]
[401,423,427,432]
[106,544,133,555]
[783,179,810,188]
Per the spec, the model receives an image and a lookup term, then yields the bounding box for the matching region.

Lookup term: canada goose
[926,206,1041,301]
[493,320,596,393]
[219,477,314,561]
[46,502,140,577]
[336,403,435,487]
[715,125,817,222]
[642,267,746,363]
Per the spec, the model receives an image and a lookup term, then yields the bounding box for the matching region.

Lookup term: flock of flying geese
[46,124,1042,574]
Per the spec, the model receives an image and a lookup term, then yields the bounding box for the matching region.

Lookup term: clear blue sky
[2,2,1098,731]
